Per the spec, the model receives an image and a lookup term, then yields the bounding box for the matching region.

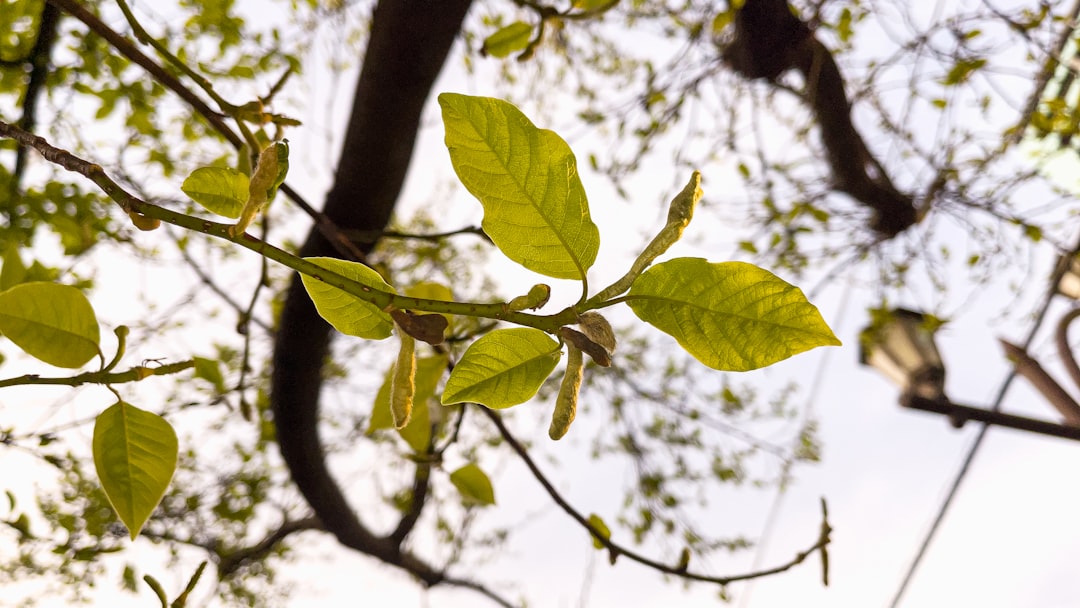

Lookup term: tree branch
[0,360,193,389]
[0,118,578,332]
[478,406,832,586]
[45,0,366,262]
[12,2,61,185]
[722,0,917,237]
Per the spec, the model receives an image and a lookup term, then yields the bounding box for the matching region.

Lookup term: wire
[887,235,1080,607]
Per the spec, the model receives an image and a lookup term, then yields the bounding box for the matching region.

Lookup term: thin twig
[478,406,831,586]
[0,360,193,389]
[46,0,367,262]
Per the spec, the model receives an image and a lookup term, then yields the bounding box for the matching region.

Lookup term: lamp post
[859,308,1080,442]
[1055,253,1080,300]
[859,308,947,404]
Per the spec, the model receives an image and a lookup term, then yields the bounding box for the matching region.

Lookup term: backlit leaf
[0,282,100,368]
[442,327,561,408]
[300,257,394,340]
[449,463,495,506]
[92,402,178,540]
[439,93,600,280]
[587,513,611,549]
[626,258,840,371]
[481,22,532,58]
[181,166,249,218]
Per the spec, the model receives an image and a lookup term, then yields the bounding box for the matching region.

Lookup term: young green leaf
[439,93,600,280]
[626,258,841,371]
[300,257,395,340]
[449,463,495,506]
[481,21,533,58]
[180,166,249,218]
[442,327,561,408]
[0,282,100,368]
[232,140,289,236]
[587,513,611,549]
[506,283,551,312]
[92,402,178,540]
[192,356,226,393]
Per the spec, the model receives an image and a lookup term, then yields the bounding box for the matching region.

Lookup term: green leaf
[300,257,395,340]
[573,0,616,9]
[442,328,561,408]
[0,282,100,368]
[368,354,449,452]
[439,93,600,280]
[1,247,27,291]
[92,402,178,540]
[192,356,225,392]
[181,166,250,218]
[943,58,987,86]
[481,22,533,58]
[449,463,495,506]
[626,258,841,371]
[587,513,611,549]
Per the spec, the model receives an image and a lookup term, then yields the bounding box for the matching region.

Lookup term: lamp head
[859,308,947,403]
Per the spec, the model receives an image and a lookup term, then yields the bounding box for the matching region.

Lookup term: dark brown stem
[13,2,62,185]
[269,0,477,591]
[478,406,831,586]
[1056,307,1080,399]
[722,0,916,237]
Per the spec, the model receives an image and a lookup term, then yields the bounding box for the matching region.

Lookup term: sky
[4,1,1080,607]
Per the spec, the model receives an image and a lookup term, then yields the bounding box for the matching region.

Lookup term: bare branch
[479,406,832,586]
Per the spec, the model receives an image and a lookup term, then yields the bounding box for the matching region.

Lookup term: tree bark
[723,0,917,237]
[270,0,473,581]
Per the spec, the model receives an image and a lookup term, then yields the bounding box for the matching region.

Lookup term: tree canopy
[1,0,1079,606]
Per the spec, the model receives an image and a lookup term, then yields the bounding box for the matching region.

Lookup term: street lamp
[859,308,1080,442]
[1055,253,1080,300]
[859,308,947,403]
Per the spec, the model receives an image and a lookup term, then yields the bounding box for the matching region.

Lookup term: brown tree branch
[45,0,366,262]
[215,516,322,578]
[269,0,478,592]
[12,2,62,185]
[478,406,832,587]
[722,0,917,237]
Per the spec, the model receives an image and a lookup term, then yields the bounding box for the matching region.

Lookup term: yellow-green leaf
[442,328,561,408]
[1,247,27,291]
[627,258,841,371]
[587,513,611,549]
[92,402,178,540]
[181,167,249,218]
[573,0,616,9]
[300,257,395,340]
[481,22,533,58]
[449,463,495,506]
[0,282,100,368]
[192,356,225,392]
[439,93,600,280]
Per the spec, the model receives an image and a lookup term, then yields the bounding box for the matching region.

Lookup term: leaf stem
[0,121,579,333]
[0,361,194,389]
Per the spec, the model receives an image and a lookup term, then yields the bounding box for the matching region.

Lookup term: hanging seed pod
[549,344,584,440]
[391,328,417,429]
